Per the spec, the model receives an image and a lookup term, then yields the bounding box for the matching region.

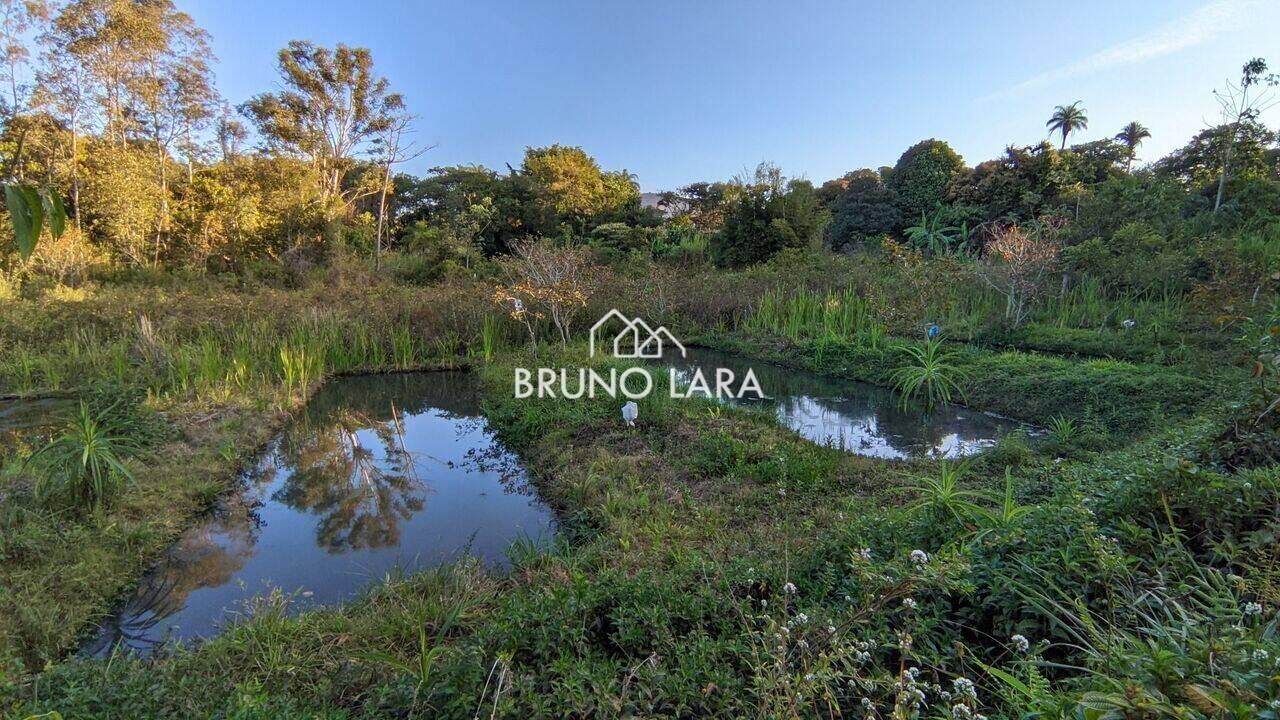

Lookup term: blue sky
[184,0,1279,191]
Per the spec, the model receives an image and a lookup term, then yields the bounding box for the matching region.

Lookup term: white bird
[621,401,638,427]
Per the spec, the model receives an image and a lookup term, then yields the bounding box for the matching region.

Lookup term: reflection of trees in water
[302,371,480,422]
[671,348,1012,458]
[86,490,263,655]
[273,408,426,553]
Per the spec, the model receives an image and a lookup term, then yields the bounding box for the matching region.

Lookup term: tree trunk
[155,138,168,267]
[71,114,81,236]
[374,165,390,271]
[1214,127,1236,212]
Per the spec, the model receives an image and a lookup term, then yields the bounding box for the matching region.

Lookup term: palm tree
[1047,101,1089,150]
[1115,121,1151,171]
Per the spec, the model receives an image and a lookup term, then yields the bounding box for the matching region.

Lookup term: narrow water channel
[86,349,1023,655]
[668,347,1023,459]
[86,371,555,656]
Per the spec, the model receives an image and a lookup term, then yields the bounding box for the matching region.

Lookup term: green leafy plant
[3,183,68,261]
[890,337,969,409]
[30,401,139,512]
[1046,415,1078,443]
[904,458,988,525]
[904,208,959,255]
[358,608,455,705]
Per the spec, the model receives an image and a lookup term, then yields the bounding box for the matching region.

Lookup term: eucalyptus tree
[123,1,217,263]
[35,18,94,233]
[240,41,405,218]
[1047,101,1088,150]
[1114,121,1151,171]
[0,0,49,125]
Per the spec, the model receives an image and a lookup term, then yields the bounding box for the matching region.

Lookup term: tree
[886,139,964,219]
[493,238,599,348]
[825,169,901,249]
[124,1,215,264]
[1047,101,1088,150]
[658,181,733,232]
[1210,57,1278,211]
[712,163,826,267]
[1114,122,1151,171]
[35,14,93,232]
[1155,121,1276,192]
[977,222,1060,327]
[0,0,49,123]
[241,41,405,217]
[519,144,638,233]
[371,111,428,270]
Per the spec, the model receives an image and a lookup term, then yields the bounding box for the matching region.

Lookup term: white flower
[1252,649,1269,663]
[1010,634,1030,653]
[783,582,797,595]
[760,599,768,608]
[910,549,929,565]
[902,598,917,610]
[951,704,972,719]
[952,677,977,701]
[805,673,815,682]
[794,613,809,625]
[856,650,871,664]
[859,547,873,561]
[827,625,837,635]
[906,666,920,680]
[861,697,873,708]
[1243,602,1264,616]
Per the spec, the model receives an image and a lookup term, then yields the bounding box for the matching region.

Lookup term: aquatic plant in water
[890,337,969,410]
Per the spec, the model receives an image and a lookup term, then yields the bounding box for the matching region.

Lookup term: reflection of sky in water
[666,348,1024,459]
[85,372,555,657]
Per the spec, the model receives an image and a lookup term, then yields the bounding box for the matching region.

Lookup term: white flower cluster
[1243,601,1264,616]
[783,582,798,596]
[952,677,977,702]
[902,597,918,610]
[894,666,927,712]
[910,549,930,565]
[1010,634,1031,653]
[859,547,873,561]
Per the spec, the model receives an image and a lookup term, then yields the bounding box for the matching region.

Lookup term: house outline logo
[589,309,687,359]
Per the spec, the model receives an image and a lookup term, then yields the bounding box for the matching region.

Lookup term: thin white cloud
[989,0,1260,99]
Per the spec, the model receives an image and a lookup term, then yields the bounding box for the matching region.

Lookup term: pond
[86,371,555,656]
[665,347,1024,459]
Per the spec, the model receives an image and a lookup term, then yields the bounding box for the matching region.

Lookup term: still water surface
[667,347,1022,459]
[87,371,554,655]
[88,350,1023,654]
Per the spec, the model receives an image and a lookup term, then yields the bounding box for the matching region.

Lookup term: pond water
[86,372,555,656]
[665,347,1023,459]
[0,395,74,445]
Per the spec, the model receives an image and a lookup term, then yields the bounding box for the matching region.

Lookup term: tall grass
[742,287,884,346]
[0,306,498,404]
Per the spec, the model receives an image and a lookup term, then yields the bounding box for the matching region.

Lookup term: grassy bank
[0,276,503,670]
[701,330,1217,446]
[7,344,1277,718]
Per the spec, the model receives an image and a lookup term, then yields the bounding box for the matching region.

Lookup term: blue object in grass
[926,324,941,339]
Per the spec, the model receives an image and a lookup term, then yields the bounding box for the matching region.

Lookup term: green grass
[0,258,1272,718]
[6,339,1274,719]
